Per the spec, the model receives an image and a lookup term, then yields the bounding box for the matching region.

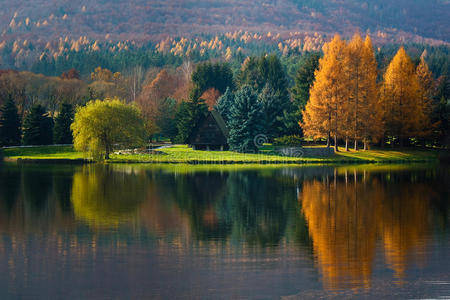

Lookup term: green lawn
[2,146,85,160]
[1,144,440,164]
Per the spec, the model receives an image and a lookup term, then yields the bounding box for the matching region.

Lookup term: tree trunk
[105,144,110,160]
[363,139,368,150]
[345,138,349,151]
[354,140,358,151]
[334,135,339,152]
[326,133,330,148]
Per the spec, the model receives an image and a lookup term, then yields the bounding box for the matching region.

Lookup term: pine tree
[302,35,349,151]
[258,84,287,140]
[215,87,235,124]
[380,47,428,145]
[291,52,321,112]
[156,97,178,142]
[53,103,74,144]
[0,95,22,146]
[228,85,264,152]
[175,87,208,143]
[280,53,321,137]
[22,104,54,145]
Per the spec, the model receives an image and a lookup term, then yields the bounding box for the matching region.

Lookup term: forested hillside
[1,0,449,43]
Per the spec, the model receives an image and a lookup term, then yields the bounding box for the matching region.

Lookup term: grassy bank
[1,145,440,164]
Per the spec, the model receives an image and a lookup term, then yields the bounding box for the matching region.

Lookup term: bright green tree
[228,85,264,152]
[71,98,146,159]
[53,103,74,144]
[0,95,21,146]
[22,104,54,145]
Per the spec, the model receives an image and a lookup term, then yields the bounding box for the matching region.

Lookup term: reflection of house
[187,110,229,150]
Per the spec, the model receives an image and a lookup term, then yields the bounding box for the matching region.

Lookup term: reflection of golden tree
[300,169,434,290]
[300,177,377,291]
[377,184,431,281]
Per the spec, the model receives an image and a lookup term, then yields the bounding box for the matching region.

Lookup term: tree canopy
[22,104,54,146]
[53,103,75,144]
[71,98,146,159]
[0,95,21,146]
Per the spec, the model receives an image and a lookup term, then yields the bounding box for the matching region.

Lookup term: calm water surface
[0,163,449,299]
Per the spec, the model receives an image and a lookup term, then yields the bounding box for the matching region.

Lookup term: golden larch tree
[302,34,349,151]
[379,47,426,145]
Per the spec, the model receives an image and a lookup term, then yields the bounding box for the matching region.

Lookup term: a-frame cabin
[186,110,229,150]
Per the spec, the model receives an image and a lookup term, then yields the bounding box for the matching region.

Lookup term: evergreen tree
[228,85,264,152]
[0,95,22,146]
[156,97,178,142]
[175,87,208,143]
[22,104,54,145]
[285,52,320,136]
[53,103,74,144]
[192,62,234,94]
[215,87,235,124]
[258,84,288,139]
[432,75,450,147]
[239,54,293,136]
[291,52,321,111]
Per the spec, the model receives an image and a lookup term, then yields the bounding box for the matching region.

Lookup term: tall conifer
[0,95,22,146]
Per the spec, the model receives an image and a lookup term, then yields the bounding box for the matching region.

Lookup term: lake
[0,163,449,299]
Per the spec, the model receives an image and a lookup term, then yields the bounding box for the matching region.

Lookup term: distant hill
[0,0,449,44]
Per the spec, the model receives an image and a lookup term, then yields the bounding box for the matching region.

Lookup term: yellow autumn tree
[380,47,429,145]
[415,54,434,136]
[353,35,381,150]
[302,35,349,151]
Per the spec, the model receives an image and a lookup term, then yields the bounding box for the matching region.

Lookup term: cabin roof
[186,110,229,145]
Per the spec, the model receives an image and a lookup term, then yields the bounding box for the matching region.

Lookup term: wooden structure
[187,110,229,150]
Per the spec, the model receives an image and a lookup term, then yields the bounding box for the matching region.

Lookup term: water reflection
[299,167,445,290]
[0,163,448,298]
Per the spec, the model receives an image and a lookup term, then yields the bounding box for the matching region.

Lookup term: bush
[273,135,303,146]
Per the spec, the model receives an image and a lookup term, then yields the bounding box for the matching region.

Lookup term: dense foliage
[228,86,264,152]
[22,104,54,145]
[71,99,146,159]
[53,103,74,144]
[0,96,21,146]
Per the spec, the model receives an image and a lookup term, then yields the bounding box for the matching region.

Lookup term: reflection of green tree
[162,171,231,241]
[53,168,76,213]
[153,168,311,248]
[23,165,54,211]
[218,172,299,247]
[0,164,21,213]
[71,165,147,228]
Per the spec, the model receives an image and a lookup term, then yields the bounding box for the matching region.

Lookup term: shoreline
[2,157,438,165]
[1,145,443,165]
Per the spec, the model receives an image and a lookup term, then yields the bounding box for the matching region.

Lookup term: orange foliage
[200,88,221,110]
[300,169,433,290]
